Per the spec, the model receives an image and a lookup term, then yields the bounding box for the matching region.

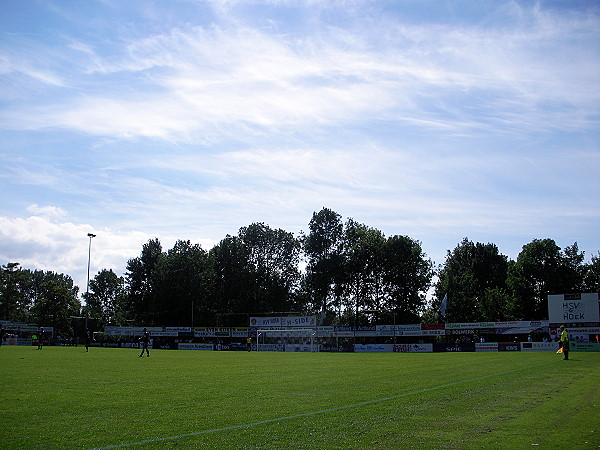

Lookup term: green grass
[1,346,598,449]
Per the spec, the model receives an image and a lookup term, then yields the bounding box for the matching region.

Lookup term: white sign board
[548,293,599,323]
[178,343,214,351]
[250,316,317,327]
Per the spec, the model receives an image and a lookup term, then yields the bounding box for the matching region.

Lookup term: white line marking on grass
[89,360,555,450]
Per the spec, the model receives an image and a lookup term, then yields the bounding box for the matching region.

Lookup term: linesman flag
[440,294,447,318]
[556,347,563,354]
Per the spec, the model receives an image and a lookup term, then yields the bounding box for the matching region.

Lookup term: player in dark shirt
[37,327,44,350]
[139,328,150,357]
[85,329,93,352]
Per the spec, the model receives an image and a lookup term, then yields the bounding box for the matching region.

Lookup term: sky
[1,0,599,298]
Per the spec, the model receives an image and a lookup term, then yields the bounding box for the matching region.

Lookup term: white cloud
[0,213,148,296]
[3,4,597,140]
[26,204,68,219]
[0,1,598,285]
[0,206,220,294]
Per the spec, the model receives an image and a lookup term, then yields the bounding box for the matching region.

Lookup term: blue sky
[1,0,599,295]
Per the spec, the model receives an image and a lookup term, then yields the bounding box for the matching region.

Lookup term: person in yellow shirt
[559,325,569,360]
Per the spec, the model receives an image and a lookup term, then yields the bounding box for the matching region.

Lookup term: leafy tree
[303,208,345,320]
[153,240,210,326]
[381,235,433,323]
[209,235,253,325]
[31,278,80,335]
[582,252,600,294]
[0,262,29,321]
[562,242,586,292]
[435,238,509,322]
[238,223,302,314]
[507,239,586,320]
[85,269,126,327]
[302,212,434,326]
[479,286,515,321]
[1,264,82,329]
[342,219,386,325]
[124,238,163,326]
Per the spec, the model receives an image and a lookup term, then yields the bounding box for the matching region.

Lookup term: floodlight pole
[85,233,96,330]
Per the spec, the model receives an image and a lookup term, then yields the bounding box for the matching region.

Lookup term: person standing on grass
[559,325,569,360]
[85,328,93,352]
[37,327,44,350]
[247,336,252,352]
[139,328,150,357]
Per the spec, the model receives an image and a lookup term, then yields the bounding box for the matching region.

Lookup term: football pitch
[1,346,598,449]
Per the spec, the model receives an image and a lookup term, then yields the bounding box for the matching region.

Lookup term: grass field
[1,346,598,449]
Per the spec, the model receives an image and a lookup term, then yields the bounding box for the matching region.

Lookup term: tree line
[1,208,599,335]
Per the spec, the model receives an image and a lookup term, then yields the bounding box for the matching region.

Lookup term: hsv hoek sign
[547,293,600,324]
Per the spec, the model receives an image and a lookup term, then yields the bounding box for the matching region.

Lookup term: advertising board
[231,327,249,337]
[571,342,600,352]
[178,343,214,351]
[5,337,32,346]
[256,344,283,352]
[475,342,498,352]
[284,344,318,352]
[446,322,481,329]
[316,326,335,337]
[433,343,475,352]
[393,343,433,353]
[250,316,317,327]
[520,342,559,352]
[498,342,520,352]
[194,328,232,337]
[354,344,391,353]
[548,293,599,324]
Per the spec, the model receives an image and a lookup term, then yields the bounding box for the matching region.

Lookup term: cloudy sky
[1,0,599,296]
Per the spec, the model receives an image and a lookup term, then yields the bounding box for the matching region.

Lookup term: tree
[302,213,434,326]
[1,265,82,329]
[124,238,163,325]
[507,239,586,320]
[342,219,387,325]
[153,240,210,326]
[85,269,126,327]
[303,208,345,320]
[209,235,252,325]
[238,223,301,314]
[435,238,509,322]
[381,235,433,323]
[0,262,29,321]
[561,242,586,292]
[582,252,600,294]
[31,278,80,335]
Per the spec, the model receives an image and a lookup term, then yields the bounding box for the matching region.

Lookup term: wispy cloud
[2,4,597,140]
[0,0,598,293]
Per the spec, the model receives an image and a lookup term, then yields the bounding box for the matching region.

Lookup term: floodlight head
[88,233,96,238]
